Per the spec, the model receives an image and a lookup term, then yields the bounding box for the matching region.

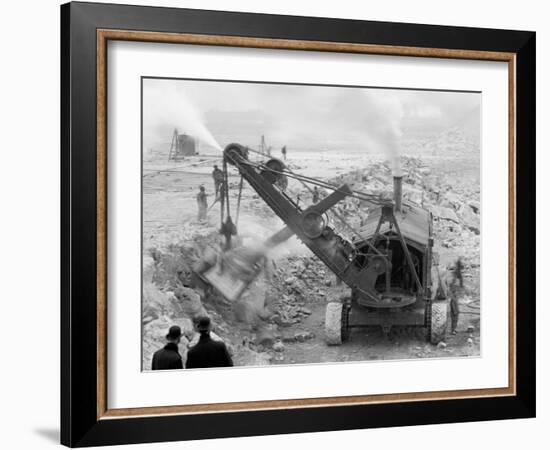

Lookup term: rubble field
[142,150,481,369]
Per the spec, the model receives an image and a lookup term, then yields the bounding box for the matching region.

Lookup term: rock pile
[319,156,481,270]
[143,153,481,368]
[267,256,328,327]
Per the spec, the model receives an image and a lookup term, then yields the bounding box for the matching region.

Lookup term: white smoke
[143,80,222,152]
[361,91,405,176]
[235,215,311,259]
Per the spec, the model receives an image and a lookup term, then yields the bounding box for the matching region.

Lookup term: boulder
[442,192,462,209]
[281,333,297,343]
[234,300,261,324]
[142,282,169,319]
[272,313,295,328]
[294,331,315,342]
[171,317,195,339]
[431,205,460,223]
[468,200,480,213]
[404,186,424,205]
[143,255,156,283]
[255,328,276,347]
[233,346,272,366]
[272,341,285,352]
[144,316,173,341]
[458,204,480,234]
[171,287,206,319]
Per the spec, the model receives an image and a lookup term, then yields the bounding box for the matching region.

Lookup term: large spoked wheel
[224,143,249,165]
[261,158,287,187]
[325,302,350,345]
[429,300,449,344]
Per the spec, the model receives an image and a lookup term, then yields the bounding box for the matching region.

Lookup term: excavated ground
[142,151,481,369]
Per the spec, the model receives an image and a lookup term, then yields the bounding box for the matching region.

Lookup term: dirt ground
[142,148,481,368]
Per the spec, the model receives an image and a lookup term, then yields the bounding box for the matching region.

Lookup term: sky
[142,77,480,155]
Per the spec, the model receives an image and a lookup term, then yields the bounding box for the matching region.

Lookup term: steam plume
[361,91,404,176]
[143,80,222,152]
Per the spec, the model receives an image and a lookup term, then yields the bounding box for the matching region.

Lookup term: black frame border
[61,2,535,447]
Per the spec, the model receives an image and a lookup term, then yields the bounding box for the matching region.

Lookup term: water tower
[168,128,197,160]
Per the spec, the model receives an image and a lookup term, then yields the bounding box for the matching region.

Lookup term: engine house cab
[352,201,433,309]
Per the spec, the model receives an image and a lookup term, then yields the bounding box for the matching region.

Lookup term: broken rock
[172,287,206,319]
[294,331,315,342]
[431,205,460,223]
[255,327,277,347]
[458,204,480,234]
[272,341,285,352]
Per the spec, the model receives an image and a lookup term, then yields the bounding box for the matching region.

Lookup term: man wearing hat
[196,185,208,221]
[212,165,224,197]
[185,316,233,369]
[151,325,184,370]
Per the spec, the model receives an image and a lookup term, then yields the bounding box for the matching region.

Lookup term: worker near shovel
[312,186,320,204]
[196,185,208,221]
[212,164,224,197]
[449,258,464,334]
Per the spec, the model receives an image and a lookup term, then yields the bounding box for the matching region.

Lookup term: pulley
[261,158,288,190]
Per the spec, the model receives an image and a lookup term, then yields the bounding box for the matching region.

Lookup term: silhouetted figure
[197,185,208,221]
[212,165,224,197]
[449,258,464,334]
[186,317,233,369]
[152,326,184,370]
[312,186,320,204]
[281,145,287,160]
[454,257,464,287]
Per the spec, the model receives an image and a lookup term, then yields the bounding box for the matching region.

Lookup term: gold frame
[96,29,516,420]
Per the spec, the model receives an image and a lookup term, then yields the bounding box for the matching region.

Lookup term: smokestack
[393,175,403,213]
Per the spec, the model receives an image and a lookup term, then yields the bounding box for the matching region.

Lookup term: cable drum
[369,255,388,275]
[261,158,288,188]
[301,210,327,239]
[224,143,249,165]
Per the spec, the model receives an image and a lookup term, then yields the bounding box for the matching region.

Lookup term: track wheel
[429,300,449,344]
[325,302,344,345]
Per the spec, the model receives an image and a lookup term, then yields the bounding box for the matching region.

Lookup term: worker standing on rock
[312,186,320,204]
[449,282,460,335]
[212,164,224,197]
[186,317,233,369]
[196,185,208,221]
[449,258,463,334]
[151,325,184,370]
[454,257,464,287]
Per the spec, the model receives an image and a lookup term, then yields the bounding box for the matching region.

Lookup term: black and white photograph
[0,0,541,447]
[141,78,482,370]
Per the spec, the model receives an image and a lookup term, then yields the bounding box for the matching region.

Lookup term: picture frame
[61,1,536,447]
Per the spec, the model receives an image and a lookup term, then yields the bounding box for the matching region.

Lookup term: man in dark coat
[212,165,224,197]
[449,258,464,334]
[186,317,233,369]
[151,325,184,370]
